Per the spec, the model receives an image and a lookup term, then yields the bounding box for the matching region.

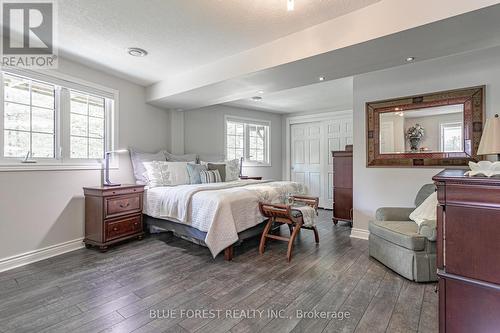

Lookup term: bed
[142,180,307,260]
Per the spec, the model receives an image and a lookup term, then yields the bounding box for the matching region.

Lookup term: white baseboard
[0,238,84,273]
[350,228,370,240]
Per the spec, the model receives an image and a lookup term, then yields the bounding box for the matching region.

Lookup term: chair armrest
[291,195,319,214]
[375,207,414,221]
[418,219,437,241]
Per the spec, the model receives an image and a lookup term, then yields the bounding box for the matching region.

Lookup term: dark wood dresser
[433,170,500,333]
[332,145,353,227]
[83,184,145,252]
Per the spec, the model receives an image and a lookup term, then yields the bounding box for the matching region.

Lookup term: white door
[380,121,395,153]
[291,122,323,205]
[291,117,353,208]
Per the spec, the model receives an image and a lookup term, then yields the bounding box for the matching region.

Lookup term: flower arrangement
[406,124,425,139]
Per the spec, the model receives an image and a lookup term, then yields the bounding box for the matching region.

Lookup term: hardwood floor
[0,210,437,333]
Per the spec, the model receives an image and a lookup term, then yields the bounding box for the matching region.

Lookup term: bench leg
[312,226,320,243]
[224,245,234,261]
[287,222,302,262]
[259,218,274,255]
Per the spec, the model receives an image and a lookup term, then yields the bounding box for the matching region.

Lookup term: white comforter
[143,180,307,257]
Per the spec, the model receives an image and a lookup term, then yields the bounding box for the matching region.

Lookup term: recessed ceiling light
[251,96,263,101]
[405,57,415,63]
[257,90,264,94]
[127,47,148,57]
[318,76,326,81]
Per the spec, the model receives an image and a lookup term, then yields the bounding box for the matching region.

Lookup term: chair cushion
[369,220,426,251]
[291,210,303,218]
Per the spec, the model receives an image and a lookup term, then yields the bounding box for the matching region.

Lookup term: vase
[409,137,421,152]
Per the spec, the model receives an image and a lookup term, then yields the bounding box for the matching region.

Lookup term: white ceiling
[150,3,500,111]
[56,0,380,85]
[225,76,353,113]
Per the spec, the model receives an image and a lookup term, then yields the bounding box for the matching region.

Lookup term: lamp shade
[477,114,500,155]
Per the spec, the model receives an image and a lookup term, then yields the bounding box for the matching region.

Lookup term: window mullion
[60,88,71,161]
[244,123,249,160]
[0,73,4,158]
[29,80,33,158]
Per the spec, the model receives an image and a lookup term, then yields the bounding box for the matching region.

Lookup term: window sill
[0,163,117,172]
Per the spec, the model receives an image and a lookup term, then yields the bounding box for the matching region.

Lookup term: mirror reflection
[379,104,464,154]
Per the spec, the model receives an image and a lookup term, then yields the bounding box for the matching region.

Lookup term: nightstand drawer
[105,194,142,218]
[105,215,142,241]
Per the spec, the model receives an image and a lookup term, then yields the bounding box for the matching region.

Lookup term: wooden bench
[258,195,319,262]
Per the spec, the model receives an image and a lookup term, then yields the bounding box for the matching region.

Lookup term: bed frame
[143,214,268,260]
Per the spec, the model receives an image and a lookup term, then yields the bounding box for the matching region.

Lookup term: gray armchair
[369,184,437,282]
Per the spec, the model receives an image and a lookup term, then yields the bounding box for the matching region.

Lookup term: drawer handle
[119,203,130,208]
[113,227,118,231]
[134,222,138,226]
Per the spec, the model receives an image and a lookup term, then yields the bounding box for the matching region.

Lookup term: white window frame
[0,68,119,171]
[439,121,463,152]
[224,115,271,167]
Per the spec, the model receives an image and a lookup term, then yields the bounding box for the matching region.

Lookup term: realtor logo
[1,0,58,68]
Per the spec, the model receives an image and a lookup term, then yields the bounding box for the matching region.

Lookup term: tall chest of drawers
[83,184,145,252]
[433,170,500,333]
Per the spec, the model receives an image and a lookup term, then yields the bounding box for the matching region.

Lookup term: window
[440,122,463,152]
[70,92,105,159]
[3,74,55,158]
[0,70,116,167]
[225,116,270,165]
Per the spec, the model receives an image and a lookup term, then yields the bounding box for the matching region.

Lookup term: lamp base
[103,182,122,187]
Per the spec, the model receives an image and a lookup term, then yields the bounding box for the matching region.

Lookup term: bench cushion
[369,220,426,251]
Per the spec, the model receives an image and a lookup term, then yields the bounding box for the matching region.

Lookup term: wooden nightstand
[83,184,145,252]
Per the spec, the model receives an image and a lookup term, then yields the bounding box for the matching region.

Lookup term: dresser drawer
[105,215,142,241]
[105,194,142,218]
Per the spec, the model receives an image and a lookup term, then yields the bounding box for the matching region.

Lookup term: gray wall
[352,46,500,232]
[0,58,170,263]
[184,105,283,180]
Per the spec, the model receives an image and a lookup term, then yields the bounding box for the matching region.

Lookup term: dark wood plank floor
[0,210,437,333]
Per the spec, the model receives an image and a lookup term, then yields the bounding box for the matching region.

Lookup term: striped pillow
[200,169,222,183]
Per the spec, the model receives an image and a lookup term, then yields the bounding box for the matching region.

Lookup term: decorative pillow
[409,191,438,226]
[224,159,240,181]
[200,169,222,183]
[186,163,208,184]
[142,161,190,187]
[130,149,166,184]
[164,151,197,162]
[207,163,226,182]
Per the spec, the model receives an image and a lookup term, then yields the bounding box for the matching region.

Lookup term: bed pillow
[200,169,222,183]
[197,153,225,163]
[142,161,190,187]
[165,151,197,162]
[186,163,208,184]
[130,149,166,184]
[409,192,438,226]
[207,163,226,182]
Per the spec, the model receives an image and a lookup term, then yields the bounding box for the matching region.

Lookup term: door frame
[284,110,353,181]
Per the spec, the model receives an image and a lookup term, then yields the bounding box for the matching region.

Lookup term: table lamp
[467,114,500,177]
[104,149,128,186]
[477,114,500,160]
